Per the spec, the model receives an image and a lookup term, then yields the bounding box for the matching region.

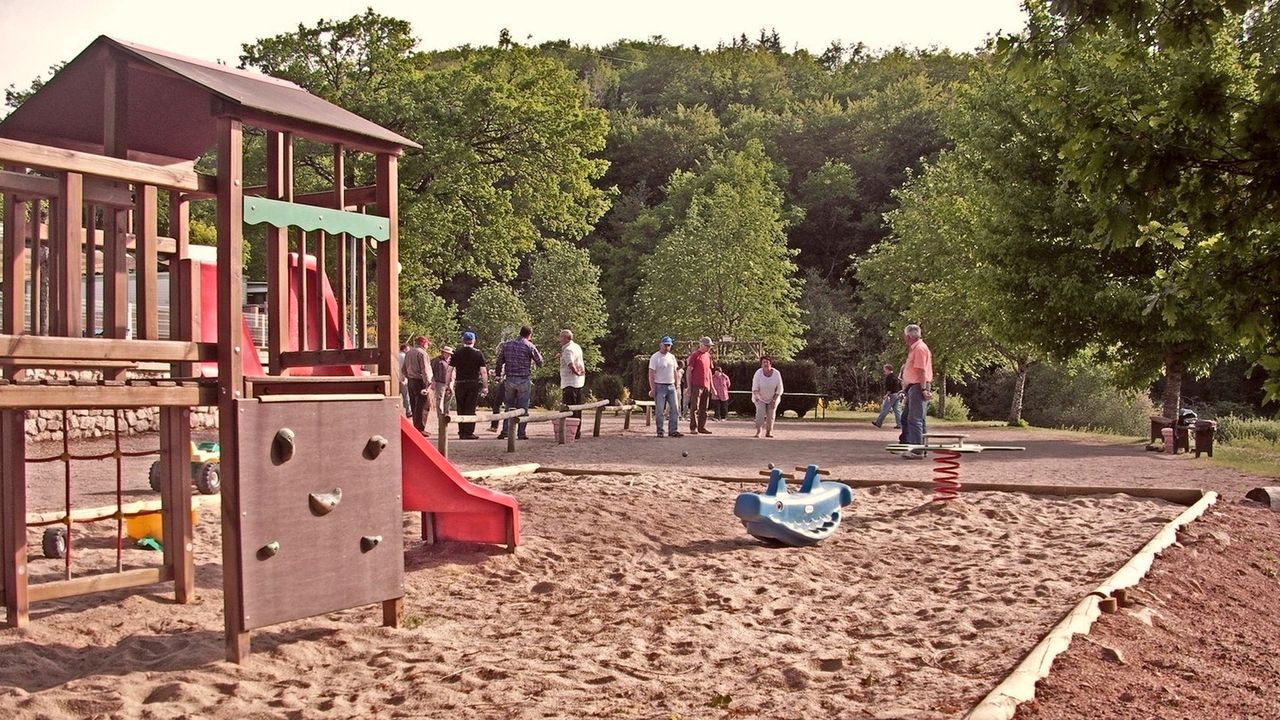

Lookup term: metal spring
[932,448,962,501]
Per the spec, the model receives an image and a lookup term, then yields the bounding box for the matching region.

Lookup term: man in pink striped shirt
[898,324,934,458]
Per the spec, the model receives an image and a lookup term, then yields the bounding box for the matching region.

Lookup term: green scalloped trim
[242,197,389,241]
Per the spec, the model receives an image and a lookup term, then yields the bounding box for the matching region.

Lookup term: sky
[0,0,1027,101]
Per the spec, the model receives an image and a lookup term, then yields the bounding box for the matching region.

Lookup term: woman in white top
[751,356,784,438]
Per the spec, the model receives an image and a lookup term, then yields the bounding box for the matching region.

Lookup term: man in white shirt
[559,329,586,440]
[647,336,683,438]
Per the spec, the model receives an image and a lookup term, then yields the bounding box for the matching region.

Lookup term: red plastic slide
[194,256,521,548]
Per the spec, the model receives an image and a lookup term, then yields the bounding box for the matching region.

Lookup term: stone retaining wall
[18,369,219,443]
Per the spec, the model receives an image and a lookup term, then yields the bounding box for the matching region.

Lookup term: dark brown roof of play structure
[0,35,419,161]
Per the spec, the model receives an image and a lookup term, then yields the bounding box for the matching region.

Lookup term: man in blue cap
[449,331,488,439]
[647,336,683,438]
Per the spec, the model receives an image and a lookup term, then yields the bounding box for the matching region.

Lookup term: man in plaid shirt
[495,325,544,440]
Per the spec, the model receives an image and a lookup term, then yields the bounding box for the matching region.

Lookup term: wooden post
[1,192,23,338]
[314,230,326,350]
[84,204,97,338]
[593,406,604,437]
[55,173,83,338]
[29,201,43,335]
[167,189,189,342]
[624,406,632,431]
[332,145,346,344]
[215,116,249,663]
[135,185,159,339]
[265,131,289,375]
[374,153,398,384]
[437,412,449,458]
[421,512,436,544]
[1,410,28,627]
[296,229,307,352]
[555,417,567,445]
[159,407,193,603]
[507,423,517,454]
[382,596,402,628]
[102,209,128,340]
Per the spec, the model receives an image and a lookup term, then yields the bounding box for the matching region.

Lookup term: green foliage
[930,395,971,422]
[401,292,460,349]
[460,284,529,351]
[630,141,806,359]
[522,240,609,370]
[1214,415,1280,446]
[240,10,611,293]
[3,62,64,112]
[588,373,625,404]
[1017,361,1155,436]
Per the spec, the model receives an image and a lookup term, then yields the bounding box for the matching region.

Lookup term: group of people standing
[647,336,785,439]
[399,325,586,442]
[872,324,934,459]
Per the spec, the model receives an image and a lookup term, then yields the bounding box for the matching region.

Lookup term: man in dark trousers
[402,335,433,435]
[449,331,488,440]
[495,325,543,440]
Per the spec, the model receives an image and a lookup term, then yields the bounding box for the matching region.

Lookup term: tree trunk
[935,374,948,418]
[1161,351,1184,420]
[1007,361,1028,426]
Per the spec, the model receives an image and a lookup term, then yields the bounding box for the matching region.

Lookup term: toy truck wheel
[42,526,67,559]
[194,462,221,495]
[149,461,163,492]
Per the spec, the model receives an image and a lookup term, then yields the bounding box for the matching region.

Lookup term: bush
[930,395,971,422]
[960,361,1153,435]
[589,373,626,404]
[1215,415,1280,445]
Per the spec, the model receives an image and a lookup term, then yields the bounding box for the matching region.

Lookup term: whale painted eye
[776,501,784,511]
[804,505,814,514]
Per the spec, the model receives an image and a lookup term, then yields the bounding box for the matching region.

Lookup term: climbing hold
[364,435,389,460]
[308,488,343,516]
[273,428,296,463]
[257,541,281,560]
[360,535,382,553]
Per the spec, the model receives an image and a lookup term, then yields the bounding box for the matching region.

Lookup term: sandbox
[2,469,1189,719]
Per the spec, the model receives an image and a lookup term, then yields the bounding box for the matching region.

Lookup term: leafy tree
[401,293,460,350]
[1007,1,1280,400]
[240,11,611,299]
[522,240,609,369]
[460,284,530,352]
[630,141,805,358]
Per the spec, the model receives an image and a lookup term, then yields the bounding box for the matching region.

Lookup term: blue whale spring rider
[734,464,854,546]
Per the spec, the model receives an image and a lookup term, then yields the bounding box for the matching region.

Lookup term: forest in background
[6,2,1278,427]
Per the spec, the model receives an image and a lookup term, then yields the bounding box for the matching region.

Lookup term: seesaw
[733,464,854,547]
[885,434,1026,501]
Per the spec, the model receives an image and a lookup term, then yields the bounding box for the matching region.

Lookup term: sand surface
[1,415,1260,718]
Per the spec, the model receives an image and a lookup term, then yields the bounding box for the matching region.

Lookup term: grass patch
[1210,438,1280,479]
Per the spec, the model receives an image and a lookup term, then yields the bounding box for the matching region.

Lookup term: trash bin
[1161,427,1175,454]
[1193,419,1217,458]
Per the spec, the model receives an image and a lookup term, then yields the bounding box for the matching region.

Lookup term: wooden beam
[1,410,29,627]
[265,131,288,375]
[375,153,398,381]
[0,383,211,409]
[28,202,43,335]
[0,137,201,191]
[135,185,159,339]
[103,55,128,160]
[332,145,348,344]
[243,184,376,210]
[83,205,97,338]
[1,194,23,338]
[216,116,250,664]
[159,407,194,604]
[220,104,407,156]
[28,567,172,604]
[100,210,127,340]
[0,334,214,362]
[278,347,380,369]
[55,173,83,337]
[314,231,326,350]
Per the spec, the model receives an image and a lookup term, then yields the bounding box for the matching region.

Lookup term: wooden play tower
[0,36,418,661]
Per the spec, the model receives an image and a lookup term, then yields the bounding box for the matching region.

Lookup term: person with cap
[402,335,434,435]
[647,336,683,438]
[431,345,455,419]
[686,336,715,434]
[495,325,544,440]
[449,331,488,440]
[559,328,586,440]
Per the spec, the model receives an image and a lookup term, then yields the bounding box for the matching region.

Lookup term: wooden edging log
[460,463,540,481]
[963,490,1218,720]
[26,493,222,526]
[564,399,611,437]
[521,411,575,445]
